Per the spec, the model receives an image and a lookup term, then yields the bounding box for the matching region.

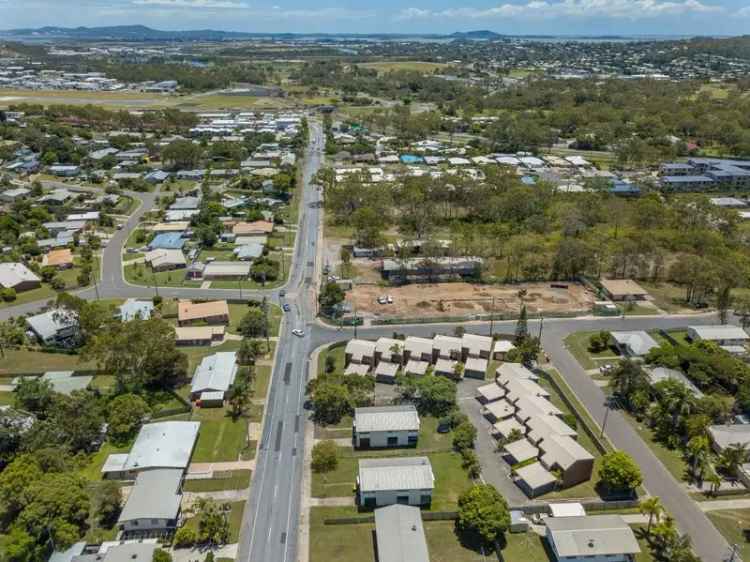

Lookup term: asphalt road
[0,124,736,561]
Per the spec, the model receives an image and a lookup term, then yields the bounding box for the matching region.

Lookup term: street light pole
[489,296,495,339]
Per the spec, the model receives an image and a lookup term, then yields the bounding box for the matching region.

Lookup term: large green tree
[457,484,510,545]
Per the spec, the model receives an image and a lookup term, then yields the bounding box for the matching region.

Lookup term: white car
[377,296,387,305]
[386,295,393,304]
[292,329,305,337]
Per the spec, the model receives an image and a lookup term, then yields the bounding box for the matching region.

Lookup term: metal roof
[689,325,749,341]
[0,262,40,289]
[515,462,556,490]
[610,331,659,356]
[359,457,434,493]
[26,308,78,341]
[375,505,430,562]
[41,371,92,396]
[191,352,238,394]
[118,299,154,322]
[117,468,182,523]
[122,421,200,471]
[545,515,641,557]
[354,405,420,433]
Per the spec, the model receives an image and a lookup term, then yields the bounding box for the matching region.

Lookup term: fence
[324,511,458,525]
[371,309,583,327]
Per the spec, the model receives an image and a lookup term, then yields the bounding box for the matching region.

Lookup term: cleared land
[348,281,595,321]
[357,61,450,74]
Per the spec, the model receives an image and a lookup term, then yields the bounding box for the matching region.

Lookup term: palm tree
[707,469,722,496]
[718,442,748,479]
[651,515,679,557]
[639,496,664,534]
[685,436,710,483]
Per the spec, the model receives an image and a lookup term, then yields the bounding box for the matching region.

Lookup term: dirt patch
[348,282,595,320]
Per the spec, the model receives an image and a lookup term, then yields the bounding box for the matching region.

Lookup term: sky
[2,0,750,36]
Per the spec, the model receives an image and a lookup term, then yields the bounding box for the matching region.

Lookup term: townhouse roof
[708,424,750,450]
[358,457,434,492]
[375,337,404,355]
[404,360,429,375]
[545,515,641,558]
[527,414,577,443]
[496,362,536,381]
[492,418,524,439]
[493,340,516,354]
[462,333,493,355]
[354,405,420,433]
[477,382,505,403]
[432,335,463,355]
[540,434,594,470]
[345,339,377,360]
[117,468,182,523]
[689,325,749,341]
[504,438,539,463]
[403,336,434,358]
[515,462,556,491]
[485,399,515,420]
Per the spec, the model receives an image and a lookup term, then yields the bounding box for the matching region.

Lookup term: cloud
[737,5,750,16]
[396,0,724,21]
[131,0,248,8]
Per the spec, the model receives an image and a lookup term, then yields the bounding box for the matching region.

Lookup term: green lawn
[183,500,245,543]
[0,284,57,309]
[309,507,375,562]
[124,263,203,288]
[0,349,98,376]
[191,407,250,463]
[182,470,252,492]
[563,331,619,370]
[182,340,242,375]
[622,412,688,483]
[706,509,750,561]
[79,441,131,481]
[315,414,353,440]
[499,530,554,562]
[639,282,696,314]
[0,392,14,406]
[311,454,358,498]
[253,365,272,400]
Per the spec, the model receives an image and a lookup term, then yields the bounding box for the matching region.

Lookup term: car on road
[283,304,291,312]
[279,289,286,297]
[292,329,305,337]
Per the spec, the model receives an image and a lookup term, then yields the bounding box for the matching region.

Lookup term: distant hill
[3,25,259,41]
[450,30,504,40]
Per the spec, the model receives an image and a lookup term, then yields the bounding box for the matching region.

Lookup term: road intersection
[0,121,735,562]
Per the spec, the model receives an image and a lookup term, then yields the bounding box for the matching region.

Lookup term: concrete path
[183,489,250,503]
[187,460,255,474]
[309,497,355,507]
[315,437,351,447]
[699,498,750,512]
[170,543,238,562]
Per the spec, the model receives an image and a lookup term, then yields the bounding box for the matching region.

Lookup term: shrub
[311,440,339,473]
[453,422,478,451]
[173,526,197,548]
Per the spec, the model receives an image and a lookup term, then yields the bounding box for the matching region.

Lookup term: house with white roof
[358,457,434,508]
[0,262,41,292]
[353,405,420,449]
[190,351,238,400]
[544,515,640,562]
[117,468,183,535]
[688,325,749,352]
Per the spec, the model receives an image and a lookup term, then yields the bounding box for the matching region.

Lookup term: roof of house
[0,262,40,289]
[191,352,238,394]
[404,359,429,375]
[359,457,434,492]
[375,337,403,355]
[514,394,562,421]
[203,261,251,277]
[647,367,704,397]
[477,382,505,402]
[41,371,92,396]
[465,356,488,373]
[118,299,154,322]
[504,438,539,463]
[540,434,595,470]
[708,424,750,450]
[42,248,74,268]
[403,336,434,357]
[234,243,264,260]
[600,279,649,297]
[345,363,371,376]
[493,340,516,354]
[462,333,493,355]
[610,331,659,356]
[73,543,158,562]
[232,220,274,235]
[26,308,78,341]
[49,542,86,562]
[120,421,200,471]
[345,339,377,359]
[496,362,536,381]
[355,405,420,433]
[485,399,515,420]
[374,361,399,377]
[149,232,186,250]
[434,357,459,375]
[433,335,463,354]
[492,418,524,439]
[689,325,749,341]
[174,325,225,342]
[117,468,182,523]
[527,414,578,443]
[545,515,641,557]
[144,249,186,268]
[374,505,430,562]
[515,461,556,490]
[178,300,229,322]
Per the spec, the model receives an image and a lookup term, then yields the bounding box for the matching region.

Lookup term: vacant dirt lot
[349,282,596,320]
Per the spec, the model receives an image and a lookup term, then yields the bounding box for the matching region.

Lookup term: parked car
[599,363,615,375]
[283,304,291,312]
[377,296,387,305]
[386,295,393,304]
[292,329,305,337]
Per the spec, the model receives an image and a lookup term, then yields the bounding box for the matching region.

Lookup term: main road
[0,120,734,562]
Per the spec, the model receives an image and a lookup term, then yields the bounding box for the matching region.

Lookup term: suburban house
[357,457,434,508]
[544,515,641,562]
[462,333,493,359]
[144,249,186,271]
[610,331,659,357]
[403,336,434,362]
[380,256,483,283]
[688,325,749,352]
[538,434,595,488]
[232,220,274,236]
[374,505,430,562]
[26,308,79,345]
[174,325,225,347]
[353,405,420,449]
[600,279,649,302]
[0,262,41,292]
[464,356,488,379]
[177,300,230,326]
[53,543,158,562]
[374,361,400,383]
[375,337,404,364]
[202,261,251,280]
[493,340,516,360]
[646,367,703,397]
[41,248,74,269]
[707,424,750,458]
[101,421,200,480]
[515,461,558,498]
[190,351,238,400]
[433,335,463,360]
[117,299,155,322]
[117,468,183,536]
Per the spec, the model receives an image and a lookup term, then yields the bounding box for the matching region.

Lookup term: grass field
[564,331,620,370]
[124,263,203,288]
[706,508,750,561]
[183,500,245,543]
[79,442,131,481]
[182,470,252,492]
[623,411,688,483]
[191,407,250,463]
[357,61,449,74]
[0,349,97,376]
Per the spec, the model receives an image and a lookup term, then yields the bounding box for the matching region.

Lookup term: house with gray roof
[544,515,640,562]
[26,308,79,345]
[117,468,183,535]
[190,351,238,400]
[374,505,430,562]
[610,330,659,357]
[353,405,420,449]
[117,299,154,322]
[71,543,157,562]
[358,457,434,508]
[101,421,200,479]
[0,262,41,292]
[708,424,750,458]
[688,325,749,351]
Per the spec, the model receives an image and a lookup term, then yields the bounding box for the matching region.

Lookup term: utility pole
[93,261,100,301]
[489,296,495,339]
[238,277,243,300]
[353,299,358,339]
[151,269,159,298]
[728,544,740,562]
[538,314,544,340]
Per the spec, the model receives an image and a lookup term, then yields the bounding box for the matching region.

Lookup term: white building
[353,405,420,449]
[358,457,434,508]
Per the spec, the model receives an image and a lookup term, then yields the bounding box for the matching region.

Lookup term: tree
[13,378,55,418]
[204,553,215,562]
[717,442,748,478]
[457,484,510,545]
[107,394,150,444]
[311,382,352,424]
[609,359,649,409]
[0,455,42,517]
[514,304,529,344]
[639,496,663,534]
[399,375,457,417]
[162,139,203,170]
[238,338,264,366]
[588,331,610,353]
[238,308,266,338]
[153,549,173,562]
[311,440,339,473]
[598,451,643,492]
[195,499,230,546]
[452,422,477,451]
[227,375,252,419]
[173,526,197,547]
[318,282,345,312]
[685,435,710,482]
